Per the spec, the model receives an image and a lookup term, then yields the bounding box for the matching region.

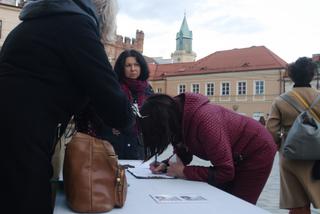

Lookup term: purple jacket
[177,93,275,185]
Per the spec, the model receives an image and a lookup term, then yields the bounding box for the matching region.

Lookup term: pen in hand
[150,154,168,174]
[154,153,159,167]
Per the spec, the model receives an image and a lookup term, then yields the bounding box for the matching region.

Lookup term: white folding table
[54,160,270,214]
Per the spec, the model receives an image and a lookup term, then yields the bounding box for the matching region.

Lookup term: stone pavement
[257,152,319,214]
[256,153,287,214]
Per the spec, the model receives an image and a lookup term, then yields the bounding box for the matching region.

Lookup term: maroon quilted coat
[175,93,277,203]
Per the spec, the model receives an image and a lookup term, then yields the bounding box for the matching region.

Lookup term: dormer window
[241,62,250,67]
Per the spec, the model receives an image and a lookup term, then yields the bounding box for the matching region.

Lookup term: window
[191,83,200,93]
[221,82,230,96]
[156,88,162,93]
[253,112,264,121]
[255,80,264,95]
[178,84,186,94]
[237,81,246,95]
[206,83,214,96]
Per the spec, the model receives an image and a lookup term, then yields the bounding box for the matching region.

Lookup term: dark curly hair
[114,49,149,82]
[139,94,183,160]
[288,57,317,85]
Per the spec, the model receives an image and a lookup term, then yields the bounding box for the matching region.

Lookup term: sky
[116,0,320,63]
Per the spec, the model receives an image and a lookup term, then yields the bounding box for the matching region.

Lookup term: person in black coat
[0,0,132,213]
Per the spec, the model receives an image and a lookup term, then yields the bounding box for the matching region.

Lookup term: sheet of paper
[150,194,208,204]
[127,166,174,179]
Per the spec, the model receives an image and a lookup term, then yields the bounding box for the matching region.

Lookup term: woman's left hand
[166,158,186,178]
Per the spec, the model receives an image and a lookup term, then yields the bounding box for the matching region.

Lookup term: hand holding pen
[150,154,186,178]
[149,154,167,174]
[166,155,186,178]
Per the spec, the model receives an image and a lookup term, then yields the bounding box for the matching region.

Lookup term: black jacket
[0,0,133,143]
[0,1,132,212]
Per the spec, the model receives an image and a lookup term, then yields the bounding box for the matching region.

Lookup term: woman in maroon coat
[139,92,277,204]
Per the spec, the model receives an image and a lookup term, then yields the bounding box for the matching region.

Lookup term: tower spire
[171,13,196,63]
[179,13,190,36]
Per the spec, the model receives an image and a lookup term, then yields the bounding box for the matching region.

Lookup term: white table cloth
[54,160,270,214]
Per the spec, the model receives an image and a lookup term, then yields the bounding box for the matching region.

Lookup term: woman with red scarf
[106,49,153,159]
[75,49,153,159]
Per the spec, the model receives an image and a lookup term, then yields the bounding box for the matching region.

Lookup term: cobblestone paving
[257,153,319,214]
[256,153,287,214]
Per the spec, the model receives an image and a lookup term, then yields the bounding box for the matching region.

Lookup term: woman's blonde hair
[92,0,118,43]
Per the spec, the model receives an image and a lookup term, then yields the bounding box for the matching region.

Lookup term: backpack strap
[291,90,320,122]
[310,95,320,122]
[309,94,320,109]
[288,91,320,122]
[280,93,305,113]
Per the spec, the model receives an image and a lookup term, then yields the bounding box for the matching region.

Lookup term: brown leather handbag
[63,132,127,213]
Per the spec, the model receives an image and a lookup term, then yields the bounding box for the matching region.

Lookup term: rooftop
[149,46,288,80]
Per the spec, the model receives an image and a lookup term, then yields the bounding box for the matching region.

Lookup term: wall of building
[171,50,196,63]
[105,30,144,65]
[0,4,21,47]
[150,69,285,118]
[0,0,18,5]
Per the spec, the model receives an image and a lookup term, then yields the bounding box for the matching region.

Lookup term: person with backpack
[267,57,320,213]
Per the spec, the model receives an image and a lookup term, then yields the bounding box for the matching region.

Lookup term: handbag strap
[281,91,320,122]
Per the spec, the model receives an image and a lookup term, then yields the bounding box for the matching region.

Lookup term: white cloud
[117,0,320,62]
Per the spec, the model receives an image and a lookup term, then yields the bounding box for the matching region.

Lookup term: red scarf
[121,78,148,107]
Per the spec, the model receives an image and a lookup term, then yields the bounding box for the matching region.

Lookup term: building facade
[0,0,23,6]
[0,2,144,64]
[104,30,144,65]
[150,46,288,120]
[0,3,21,48]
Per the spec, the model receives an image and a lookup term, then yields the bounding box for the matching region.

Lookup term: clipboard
[127,167,175,179]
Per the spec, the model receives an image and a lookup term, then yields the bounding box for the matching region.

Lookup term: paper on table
[150,194,208,203]
[127,165,174,179]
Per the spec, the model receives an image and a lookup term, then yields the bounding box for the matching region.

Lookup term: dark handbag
[280,92,320,160]
[63,132,127,213]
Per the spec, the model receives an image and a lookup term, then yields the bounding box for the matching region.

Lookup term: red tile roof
[148,46,287,80]
[143,55,158,64]
[148,62,194,80]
